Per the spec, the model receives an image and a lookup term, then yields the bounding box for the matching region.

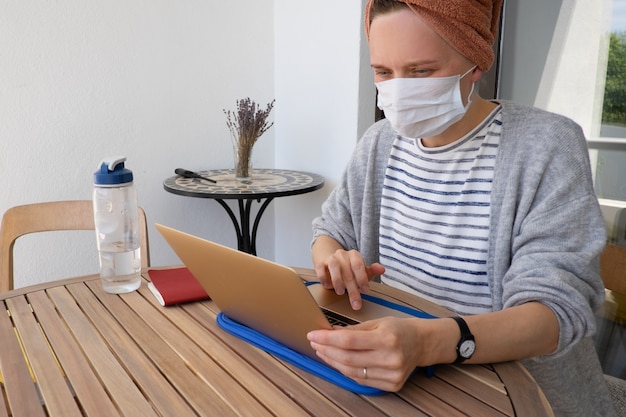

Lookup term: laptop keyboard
[321,308,359,327]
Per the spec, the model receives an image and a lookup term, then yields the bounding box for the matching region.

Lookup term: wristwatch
[451,316,475,363]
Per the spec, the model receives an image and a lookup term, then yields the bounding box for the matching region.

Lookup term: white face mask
[375,66,476,139]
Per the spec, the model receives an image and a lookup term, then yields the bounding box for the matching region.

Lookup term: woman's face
[368,8,478,85]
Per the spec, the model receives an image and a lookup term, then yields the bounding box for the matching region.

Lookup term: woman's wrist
[409,317,459,366]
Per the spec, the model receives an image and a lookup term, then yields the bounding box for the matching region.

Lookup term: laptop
[154,223,412,361]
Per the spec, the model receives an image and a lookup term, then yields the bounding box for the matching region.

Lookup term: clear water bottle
[93,156,142,293]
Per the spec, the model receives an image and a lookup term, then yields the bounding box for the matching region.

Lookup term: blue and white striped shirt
[379,108,502,315]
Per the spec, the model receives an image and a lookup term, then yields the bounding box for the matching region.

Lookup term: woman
[308,1,616,416]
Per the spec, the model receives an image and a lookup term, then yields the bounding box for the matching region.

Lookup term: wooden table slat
[6,296,83,417]
[46,285,160,417]
[0,384,8,417]
[414,371,510,416]
[493,361,555,417]
[86,281,273,417]
[453,364,507,394]
[396,383,475,417]
[0,299,46,417]
[0,370,9,417]
[26,290,123,417]
[68,281,225,417]
[434,365,513,416]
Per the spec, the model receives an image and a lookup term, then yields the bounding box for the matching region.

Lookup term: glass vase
[233,142,253,180]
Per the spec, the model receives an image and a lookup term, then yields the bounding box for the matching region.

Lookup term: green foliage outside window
[603,32,626,126]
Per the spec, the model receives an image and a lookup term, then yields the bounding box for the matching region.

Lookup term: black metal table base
[214,198,274,255]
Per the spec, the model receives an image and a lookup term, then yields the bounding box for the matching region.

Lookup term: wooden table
[0,268,553,417]
[164,169,324,254]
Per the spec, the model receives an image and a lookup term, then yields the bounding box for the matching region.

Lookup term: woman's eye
[373,70,392,81]
[411,68,431,77]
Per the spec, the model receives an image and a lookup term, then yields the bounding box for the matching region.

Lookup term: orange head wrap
[365,0,504,72]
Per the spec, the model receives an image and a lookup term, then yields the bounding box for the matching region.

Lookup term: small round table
[163,168,325,255]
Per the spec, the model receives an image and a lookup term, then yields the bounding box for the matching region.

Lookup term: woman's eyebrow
[371,59,439,69]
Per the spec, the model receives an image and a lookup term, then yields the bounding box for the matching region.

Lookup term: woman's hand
[312,236,385,310]
[307,317,440,392]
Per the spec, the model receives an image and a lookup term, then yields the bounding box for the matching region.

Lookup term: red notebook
[147,267,210,306]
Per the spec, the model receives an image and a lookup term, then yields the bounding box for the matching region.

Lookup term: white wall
[1,1,372,288]
[273,0,374,267]
[2,0,276,287]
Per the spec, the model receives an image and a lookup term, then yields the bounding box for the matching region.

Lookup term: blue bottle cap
[93,156,134,185]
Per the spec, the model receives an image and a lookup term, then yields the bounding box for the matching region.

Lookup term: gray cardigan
[312,101,616,416]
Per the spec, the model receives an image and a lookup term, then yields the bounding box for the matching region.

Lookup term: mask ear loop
[461,66,477,79]
[461,66,477,108]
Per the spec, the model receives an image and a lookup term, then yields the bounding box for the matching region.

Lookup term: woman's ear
[470,67,484,84]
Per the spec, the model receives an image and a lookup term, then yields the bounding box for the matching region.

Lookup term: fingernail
[351,300,361,310]
[336,287,345,295]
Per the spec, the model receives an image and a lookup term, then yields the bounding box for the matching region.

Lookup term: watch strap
[451,316,475,363]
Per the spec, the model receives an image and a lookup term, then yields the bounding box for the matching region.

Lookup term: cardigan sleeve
[492,103,607,358]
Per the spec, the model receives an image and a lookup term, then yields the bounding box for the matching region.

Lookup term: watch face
[459,340,476,358]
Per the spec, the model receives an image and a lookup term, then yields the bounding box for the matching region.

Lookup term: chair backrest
[600,243,626,297]
[0,200,150,292]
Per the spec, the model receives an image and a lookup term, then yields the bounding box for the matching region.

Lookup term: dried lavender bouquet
[224,98,275,179]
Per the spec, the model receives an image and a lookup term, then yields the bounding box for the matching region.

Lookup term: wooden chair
[598,243,626,415]
[601,243,626,296]
[0,200,150,292]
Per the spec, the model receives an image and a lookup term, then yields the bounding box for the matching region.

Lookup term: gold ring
[363,367,368,379]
